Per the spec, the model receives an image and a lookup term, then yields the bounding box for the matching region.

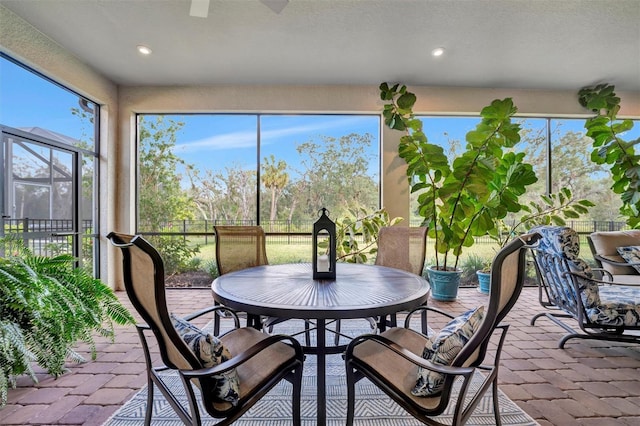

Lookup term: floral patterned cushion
[532,226,640,328]
[171,314,240,406]
[531,225,601,309]
[590,286,640,327]
[412,306,484,397]
[616,246,640,274]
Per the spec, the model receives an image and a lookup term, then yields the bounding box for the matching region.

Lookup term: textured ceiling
[1,0,639,91]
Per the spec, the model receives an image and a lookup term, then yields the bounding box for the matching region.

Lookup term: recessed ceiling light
[431,47,445,57]
[137,45,152,55]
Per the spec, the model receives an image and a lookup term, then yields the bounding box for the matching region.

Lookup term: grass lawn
[187,238,508,287]
[177,235,595,288]
[194,241,313,265]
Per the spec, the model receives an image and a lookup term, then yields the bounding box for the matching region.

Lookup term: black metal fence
[2,217,630,267]
[3,217,629,245]
[138,219,322,245]
[1,218,94,256]
[137,218,630,244]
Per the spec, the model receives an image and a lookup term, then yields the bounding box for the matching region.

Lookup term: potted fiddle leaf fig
[380,82,537,300]
[578,83,640,229]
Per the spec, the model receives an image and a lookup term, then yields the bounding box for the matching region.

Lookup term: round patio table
[211,262,430,426]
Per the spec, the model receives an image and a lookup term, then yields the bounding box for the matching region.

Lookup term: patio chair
[587,229,640,285]
[344,232,541,426]
[108,232,304,426]
[333,226,428,345]
[529,226,640,348]
[375,226,428,331]
[213,225,270,334]
[213,225,310,341]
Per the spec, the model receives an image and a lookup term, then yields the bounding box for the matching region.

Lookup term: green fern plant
[0,238,135,406]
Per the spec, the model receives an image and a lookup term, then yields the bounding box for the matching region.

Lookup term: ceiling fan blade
[260,0,289,14]
[190,0,210,18]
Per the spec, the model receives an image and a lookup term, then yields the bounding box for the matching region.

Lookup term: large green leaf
[397,92,417,109]
[580,83,639,228]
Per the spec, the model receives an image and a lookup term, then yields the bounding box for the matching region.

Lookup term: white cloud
[173,115,371,153]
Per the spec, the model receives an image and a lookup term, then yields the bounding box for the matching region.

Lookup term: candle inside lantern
[317,254,330,272]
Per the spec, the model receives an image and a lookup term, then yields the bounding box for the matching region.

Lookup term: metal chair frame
[108,232,304,426]
[530,232,640,348]
[344,233,541,426]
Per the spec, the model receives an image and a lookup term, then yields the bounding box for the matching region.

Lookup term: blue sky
[0,56,382,178]
[1,57,89,140]
[160,113,381,178]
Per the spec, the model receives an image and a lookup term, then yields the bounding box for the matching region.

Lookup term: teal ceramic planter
[427,266,462,301]
[476,270,491,294]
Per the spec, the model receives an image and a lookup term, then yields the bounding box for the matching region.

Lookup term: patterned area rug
[104,320,539,425]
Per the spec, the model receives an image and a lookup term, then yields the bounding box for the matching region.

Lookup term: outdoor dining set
[107,223,640,426]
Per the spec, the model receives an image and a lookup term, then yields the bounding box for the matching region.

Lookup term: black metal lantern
[312,208,336,280]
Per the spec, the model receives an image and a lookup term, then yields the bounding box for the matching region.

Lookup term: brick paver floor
[1,287,639,425]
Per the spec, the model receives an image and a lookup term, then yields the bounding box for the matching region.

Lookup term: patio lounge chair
[529,226,640,348]
[587,229,640,285]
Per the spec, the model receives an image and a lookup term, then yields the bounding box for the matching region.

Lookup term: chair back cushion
[532,226,601,309]
[171,314,240,405]
[412,306,484,396]
[589,230,640,275]
[375,226,427,276]
[214,226,268,275]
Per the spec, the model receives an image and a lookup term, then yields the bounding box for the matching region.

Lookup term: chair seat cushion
[413,306,484,397]
[171,314,241,405]
[610,275,640,286]
[214,327,298,411]
[352,327,444,411]
[588,286,640,327]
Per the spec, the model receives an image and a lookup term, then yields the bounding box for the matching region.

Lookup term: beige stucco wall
[2,4,640,290]
[0,5,119,287]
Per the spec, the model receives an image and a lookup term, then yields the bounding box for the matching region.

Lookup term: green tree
[67,104,98,271]
[138,116,194,229]
[138,116,199,274]
[187,164,257,223]
[519,123,621,222]
[261,155,289,221]
[186,166,222,220]
[282,177,308,223]
[293,133,378,220]
[381,82,537,271]
[71,102,96,216]
[220,165,257,221]
[579,83,640,228]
